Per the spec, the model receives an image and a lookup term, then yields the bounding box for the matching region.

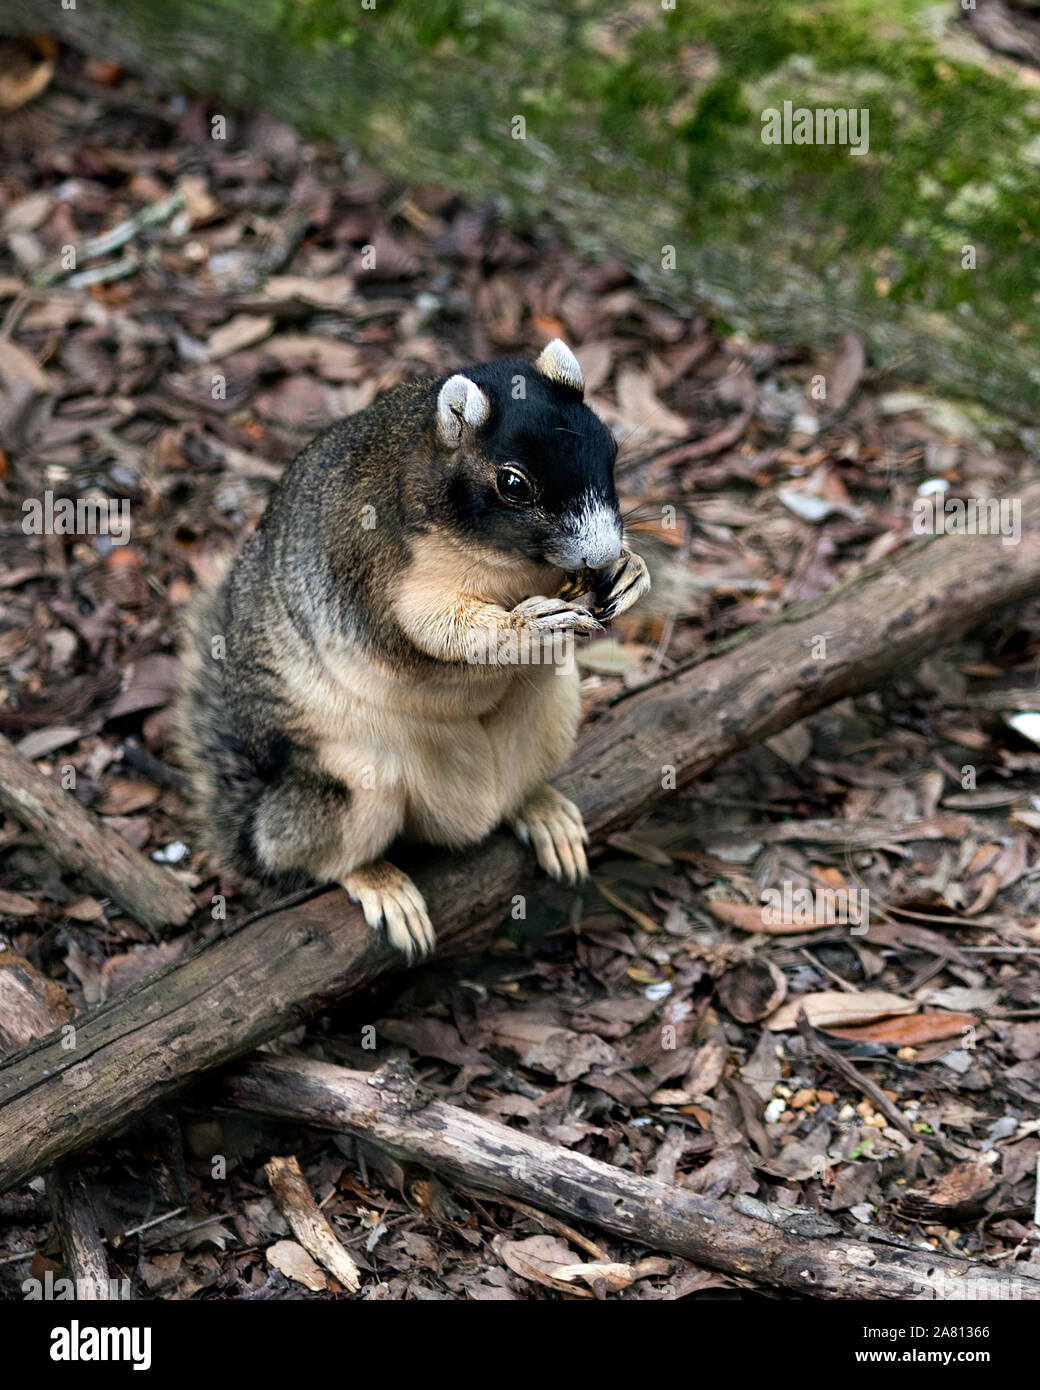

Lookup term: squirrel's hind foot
[342,861,435,962]
[510,784,589,885]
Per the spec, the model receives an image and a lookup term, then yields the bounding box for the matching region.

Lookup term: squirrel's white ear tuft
[436,374,490,447]
[533,339,584,394]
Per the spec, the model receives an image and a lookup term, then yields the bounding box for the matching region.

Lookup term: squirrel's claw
[510,595,602,637]
[510,784,589,885]
[342,861,435,962]
[594,549,651,622]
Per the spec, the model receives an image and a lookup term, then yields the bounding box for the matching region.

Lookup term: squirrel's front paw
[510,784,589,885]
[342,860,435,962]
[593,549,651,622]
[508,595,602,637]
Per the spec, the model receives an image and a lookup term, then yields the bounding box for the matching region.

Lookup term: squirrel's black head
[429,341,623,572]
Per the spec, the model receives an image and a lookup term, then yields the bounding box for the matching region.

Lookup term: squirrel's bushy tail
[171,563,266,885]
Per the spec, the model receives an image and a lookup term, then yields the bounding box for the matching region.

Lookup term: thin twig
[115,1205,187,1243]
[795,1011,955,1154]
[460,1187,609,1261]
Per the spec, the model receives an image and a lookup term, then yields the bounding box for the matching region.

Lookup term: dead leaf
[0,37,55,113]
[265,1239,326,1291]
[3,192,51,234]
[921,985,999,1013]
[963,870,999,915]
[100,942,184,999]
[685,1038,729,1096]
[1008,1022,1040,1062]
[614,367,688,439]
[767,990,916,1032]
[595,880,660,932]
[375,1017,488,1068]
[0,336,50,394]
[574,341,613,395]
[63,939,105,1005]
[707,899,830,936]
[16,726,81,760]
[63,896,104,922]
[825,1012,977,1046]
[490,1014,615,1081]
[825,332,866,415]
[765,721,812,767]
[262,334,361,381]
[605,831,673,867]
[900,1159,997,1221]
[262,275,354,308]
[0,890,41,916]
[554,1257,669,1292]
[206,314,274,360]
[499,1235,594,1296]
[96,778,161,815]
[106,654,179,720]
[651,1037,729,1104]
[991,837,1029,889]
[183,1219,234,1251]
[778,488,863,524]
[717,958,787,1024]
[176,174,219,227]
[476,271,524,345]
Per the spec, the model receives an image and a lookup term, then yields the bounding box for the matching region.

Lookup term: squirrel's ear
[533,338,584,394]
[436,374,490,448]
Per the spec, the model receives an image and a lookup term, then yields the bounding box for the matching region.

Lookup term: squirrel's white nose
[581,536,623,569]
[547,496,623,571]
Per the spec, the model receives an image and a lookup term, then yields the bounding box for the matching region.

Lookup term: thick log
[1,495,1040,1194]
[220,1057,1040,1300]
[0,734,197,936]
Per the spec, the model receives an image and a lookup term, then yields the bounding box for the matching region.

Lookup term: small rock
[152,841,189,864]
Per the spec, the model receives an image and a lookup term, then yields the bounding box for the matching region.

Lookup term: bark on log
[220,1057,1040,1301]
[1,495,1040,1195]
[0,734,197,936]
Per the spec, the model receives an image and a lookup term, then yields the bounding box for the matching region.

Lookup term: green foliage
[664,0,1040,329]
[92,0,1040,417]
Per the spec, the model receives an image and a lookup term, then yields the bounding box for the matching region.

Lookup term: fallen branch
[2,491,1040,1194]
[0,957,117,1299]
[0,950,73,1052]
[264,1154,361,1292]
[219,1057,1040,1300]
[0,732,196,936]
[46,1163,113,1301]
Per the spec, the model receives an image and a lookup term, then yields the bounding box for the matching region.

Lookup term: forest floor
[1,44,1039,1301]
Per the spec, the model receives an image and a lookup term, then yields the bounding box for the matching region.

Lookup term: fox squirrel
[174,340,650,959]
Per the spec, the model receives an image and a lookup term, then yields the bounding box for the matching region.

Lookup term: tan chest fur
[280,534,578,848]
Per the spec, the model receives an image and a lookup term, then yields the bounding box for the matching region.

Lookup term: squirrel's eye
[496,465,534,506]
